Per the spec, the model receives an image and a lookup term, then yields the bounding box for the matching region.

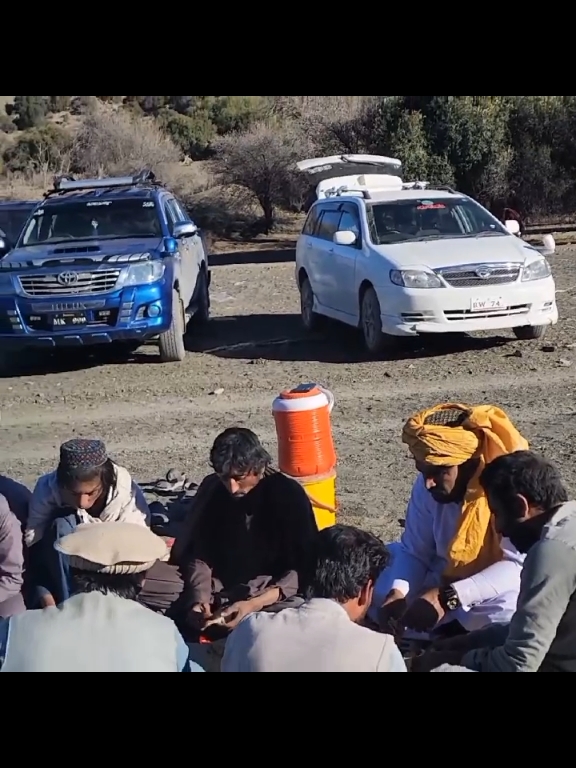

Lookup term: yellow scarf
[402,404,529,581]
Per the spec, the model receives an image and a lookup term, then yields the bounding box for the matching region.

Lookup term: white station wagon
[295,155,558,354]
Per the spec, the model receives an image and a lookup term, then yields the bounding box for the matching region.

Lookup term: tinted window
[21,199,162,246]
[0,207,37,244]
[316,210,342,241]
[339,206,361,238]
[303,206,321,235]
[170,198,188,222]
[369,197,508,245]
[164,200,180,235]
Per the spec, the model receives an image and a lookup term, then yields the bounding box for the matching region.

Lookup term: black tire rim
[362,292,380,348]
[301,281,314,327]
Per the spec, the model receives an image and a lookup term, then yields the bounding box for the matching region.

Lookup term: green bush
[3,125,73,173]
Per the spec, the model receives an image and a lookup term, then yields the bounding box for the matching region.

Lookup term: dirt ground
[1,242,576,544]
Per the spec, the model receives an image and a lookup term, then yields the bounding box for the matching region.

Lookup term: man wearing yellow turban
[373,403,529,637]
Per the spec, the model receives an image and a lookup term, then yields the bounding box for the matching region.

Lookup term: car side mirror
[173,221,198,239]
[505,219,520,236]
[333,230,357,247]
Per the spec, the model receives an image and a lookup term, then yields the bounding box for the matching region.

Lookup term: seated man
[159,428,319,669]
[26,439,151,606]
[0,523,203,672]
[0,475,30,528]
[417,452,576,673]
[375,404,528,637]
[222,525,407,672]
[0,494,25,619]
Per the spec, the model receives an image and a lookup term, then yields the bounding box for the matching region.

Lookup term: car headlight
[522,258,551,282]
[125,260,165,286]
[390,270,443,289]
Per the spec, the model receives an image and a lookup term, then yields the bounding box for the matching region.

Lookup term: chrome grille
[437,264,521,288]
[19,270,121,297]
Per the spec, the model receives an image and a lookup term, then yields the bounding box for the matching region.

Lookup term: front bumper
[378,277,558,336]
[0,283,173,349]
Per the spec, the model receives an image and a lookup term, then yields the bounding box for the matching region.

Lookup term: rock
[211,388,225,396]
[559,359,573,367]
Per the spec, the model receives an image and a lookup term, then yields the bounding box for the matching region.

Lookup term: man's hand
[412,650,467,673]
[403,588,446,633]
[204,601,256,632]
[378,589,408,635]
[189,603,212,631]
[432,634,475,653]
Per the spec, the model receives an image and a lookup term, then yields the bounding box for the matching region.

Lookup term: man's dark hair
[70,570,144,601]
[307,525,390,603]
[481,451,568,516]
[57,459,117,497]
[210,428,272,477]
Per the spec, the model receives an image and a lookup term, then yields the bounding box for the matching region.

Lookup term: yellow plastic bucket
[299,471,337,531]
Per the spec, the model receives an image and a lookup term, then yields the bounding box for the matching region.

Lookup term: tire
[513,325,547,341]
[360,286,388,354]
[190,268,210,328]
[159,289,186,362]
[300,276,321,332]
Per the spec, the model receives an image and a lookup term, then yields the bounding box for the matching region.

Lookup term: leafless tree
[72,108,180,177]
[212,121,314,232]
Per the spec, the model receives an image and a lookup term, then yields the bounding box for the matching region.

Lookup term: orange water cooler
[273,383,338,531]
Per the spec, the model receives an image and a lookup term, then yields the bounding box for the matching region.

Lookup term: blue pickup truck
[0,171,211,363]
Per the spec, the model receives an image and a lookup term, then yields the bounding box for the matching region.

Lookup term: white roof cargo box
[298,155,404,202]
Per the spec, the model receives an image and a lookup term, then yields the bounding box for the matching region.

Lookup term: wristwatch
[439,585,461,612]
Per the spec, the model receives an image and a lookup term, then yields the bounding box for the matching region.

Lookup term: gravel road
[1,244,575,543]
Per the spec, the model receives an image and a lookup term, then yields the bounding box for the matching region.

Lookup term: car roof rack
[324,185,373,200]
[44,169,162,198]
[323,182,461,201]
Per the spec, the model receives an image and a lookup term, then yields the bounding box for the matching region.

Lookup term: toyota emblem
[57,272,79,286]
[476,268,493,279]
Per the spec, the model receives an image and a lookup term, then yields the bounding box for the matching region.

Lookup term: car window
[164,200,178,235]
[0,207,37,244]
[20,199,163,246]
[171,198,188,222]
[316,210,342,242]
[369,198,508,245]
[303,206,321,236]
[339,205,361,245]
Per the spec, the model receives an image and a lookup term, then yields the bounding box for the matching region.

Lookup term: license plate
[470,297,506,312]
[52,312,87,327]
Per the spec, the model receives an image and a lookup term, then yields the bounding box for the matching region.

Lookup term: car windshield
[20,199,162,247]
[369,197,508,245]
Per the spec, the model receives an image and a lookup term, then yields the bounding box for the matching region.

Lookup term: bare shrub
[211,121,313,232]
[72,108,180,177]
[269,96,376,153]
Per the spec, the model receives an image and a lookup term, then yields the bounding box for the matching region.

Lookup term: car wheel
[513,325,547,341]
[300,277,321,332]
[191,268,210,328]
[360,287,387,354]
[159,289,186,362]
